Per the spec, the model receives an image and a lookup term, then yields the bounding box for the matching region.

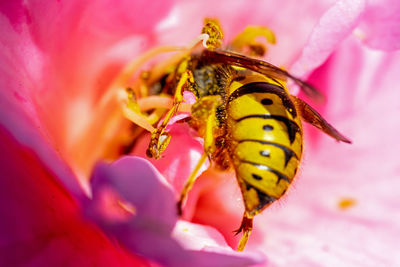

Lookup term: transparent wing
[201,49,324,102]
[292,95,351,143]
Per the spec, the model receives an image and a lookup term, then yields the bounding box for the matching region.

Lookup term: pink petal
[357,0,400,51]
[173,220,233,250]
[132,122,211,220]
[87,156,177,229]
[245,37,400,266]
[132,123,208,195]
[158,0,332,66]
[85,156,264,267]
[0,127,148,266]
[0,42,84,200]
[0,0,28,30]
[191,170,245,248]
[291,0,366,79]
[0,0,174,188]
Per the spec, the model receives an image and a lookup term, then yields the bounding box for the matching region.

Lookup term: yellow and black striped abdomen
[226,82,303,216]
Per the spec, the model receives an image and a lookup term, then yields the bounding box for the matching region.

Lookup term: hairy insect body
[127,20,351,251]
[226,77,302,215]
[190,61,303,216]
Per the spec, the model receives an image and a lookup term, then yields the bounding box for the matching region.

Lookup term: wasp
[117,18,351,251]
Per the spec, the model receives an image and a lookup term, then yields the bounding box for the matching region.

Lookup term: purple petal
[84,156,264,267]
[88,156,177,229]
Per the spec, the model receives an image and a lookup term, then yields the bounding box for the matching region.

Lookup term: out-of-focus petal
[0,0,174,187]
[173,220,265,265]
[173,220,232,250]
[0,127,148,266]
[191,170,244,248]
[357,0,400,51]
[132,123,208,194]
[244,37,400,266]
[132,122,210,220]
[84,156,265,267]
[186,32,400,267]
[291,0,366,79]
[291,0,400,85]
[86,156,177,230]
[0,14,84,197]
[158,0,332,66]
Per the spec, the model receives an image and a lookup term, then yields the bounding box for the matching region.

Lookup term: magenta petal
[0,0,28,30]
[0,0,175,191]
[0,3,87,198]
[0,127,148,266]
[357,0,400,51]
[0,82,85,200]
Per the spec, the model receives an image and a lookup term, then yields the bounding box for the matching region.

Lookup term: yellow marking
[233,141,299,177]
[338,198,357,210]
[228,74,284,95]
[242,186,260,212]
[237,163,289,199]
[228,92,295,120]
[229,117,302,153]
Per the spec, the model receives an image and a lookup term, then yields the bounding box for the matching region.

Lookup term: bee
[119,18,351,251]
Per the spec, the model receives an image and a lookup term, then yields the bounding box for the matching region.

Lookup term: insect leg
[177,95,223,215]
[234,212,254,251]
[177,152,208,215]
[291,95,352,143]
[146,69,195,159]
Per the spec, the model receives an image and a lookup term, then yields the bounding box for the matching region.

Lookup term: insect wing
[292,96,351,143]
[202,50,324,102]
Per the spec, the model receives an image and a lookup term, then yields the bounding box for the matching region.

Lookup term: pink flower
[0,0,263,266]
[1,0,400,267]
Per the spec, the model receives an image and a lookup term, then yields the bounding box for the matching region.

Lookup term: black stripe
[227,82,297,118]
[239,139,298,167]
[241,160,291,183]
[244,182,277,210]
[236,114,300,144]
